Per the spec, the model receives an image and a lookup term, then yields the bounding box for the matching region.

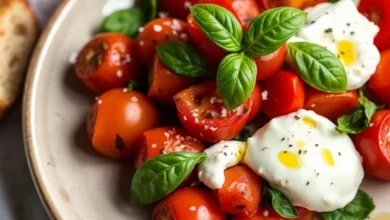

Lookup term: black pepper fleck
[347,22,351,26]
[311,20,316,24]
[224,152,228,156]
[281,137,286,141]
[289,144,293,148]
[294,115,301,120]
[324,28,333,33]
[298,150,302,154]
[306,181,310,185]
[236,204,246,209]
[315,144,319,147]
[351,31,355,35]
[340,51,345,55]
[338,152,342,156]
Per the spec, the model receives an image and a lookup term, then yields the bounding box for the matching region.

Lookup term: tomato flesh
[231,206,316,220]
[254,44,287,81]
[248,84,262,122]
[159,0,197,19]
[262,0,326,9]
[369,49,390,107]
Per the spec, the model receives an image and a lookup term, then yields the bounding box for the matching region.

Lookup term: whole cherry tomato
[153,187,226,220]
[369,49,390,107]
[75,33,140,94]
[261,0,326,10]
[213,165,262,217]
[174,81,251,142]
[254,44,287,81]
[137,18,189,68]
[159,0,198,19]
[231,206,316,220]
[148,55,198,107]
[354,110,390,180]
[262,71,305,119]
[359,0,390,51]
[248,83,262,122]
[304,87,359,122]
[87,88,160,159]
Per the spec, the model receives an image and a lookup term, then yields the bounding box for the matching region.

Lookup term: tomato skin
[231,206,316,220]
[152,187,226,220]
[87,89,160,159]
[213,165,262,217]
[262,71,305,119]
[369,49,390,107]
[148,56,198,107]
[137,18,189,68]
[248,84,262,122]
[304,87,359,122]
[75,33,140,94]
[159,0,197,19]
[254,44,287,81]
[261,0,326,9]
[354,110,390,180]
[359,0,390,51]
[174,81,251,142]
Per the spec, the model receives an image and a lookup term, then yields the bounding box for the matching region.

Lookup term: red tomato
[359,0,390,51]
[254,44,287,81]
[231,206,316,220]
[248,84,262,122]
[75,33,140,94]
[262,71,305,119]
[137,18,189,68]
[261,0,326,9]
[148,55,197,107]
[135,127,205,169]
[213,165,262,217]
[174,81,251,142]
[159,0,198,19]
[153,187,226,220]
[87,89,160,159]
[369,49,390,107]
[354,110,390,180]
[304,87,360,122]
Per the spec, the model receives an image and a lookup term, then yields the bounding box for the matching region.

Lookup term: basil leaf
[190,4,243,52]
[217,53,256,110]
[321,190,375,220]
[234,127,253,141]
[288,42,347,92]
[243,7,307,57]
[337,90,379,134]
[99,8,145,38]
[156,41,210,77]
[264,188,298,218]
[140,0,157,22]
[131,152,207,204]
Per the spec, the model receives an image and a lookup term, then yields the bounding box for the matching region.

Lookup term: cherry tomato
[231,206,316,220]
[213,165,262,217]
[153,187,226,220]
[148,55,197,107]
[248,84,262,122]
[304,87,359,122]
[75,33,140,94]
[254,44,287,81]
[359,0,390,51]
[354,110,390,180]
[174,81,251,142]
[369,49,390,107]
[262,71,305,119]
[159,0,197,19]
[87,88,160,159]
[137,18,189,68]
[135,127,205,169]
[261,0,326,9]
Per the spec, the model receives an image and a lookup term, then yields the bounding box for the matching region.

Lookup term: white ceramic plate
[23,0,390,219]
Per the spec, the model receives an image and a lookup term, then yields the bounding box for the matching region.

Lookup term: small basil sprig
[243,7,307,57]
[156,41,210,77]
[288,42,347,93]
[140,0,158,22]
[337,90,381,134]
[131,152,207,204]
[320,190,375,220]
[190,4,243,52]
[99,8,145,38]
[234,127,253,141]
[217,53,256,110]
[264,187,298,218]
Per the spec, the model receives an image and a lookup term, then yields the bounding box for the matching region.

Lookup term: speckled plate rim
[23,0,75,219]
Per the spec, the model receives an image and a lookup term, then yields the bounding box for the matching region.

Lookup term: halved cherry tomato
[262,71,305,119]
[148,55,197,107]
[213,165,262,217]
[174,81,251,142]
[354,110,390,180]
[231,206,316,220]
[369,49,390,107]
[159,0,198,19]
[248,83,262,122]
[153,187,226,220]
[261,0,326,10]
[87,88,160,159]
[304,87,359,122]
[137,18,189,68]
[254,44,287,81]
[75,33,140,94]
[359,0,390,50]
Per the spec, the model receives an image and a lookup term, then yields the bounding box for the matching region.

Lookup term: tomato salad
[74,0,390,219]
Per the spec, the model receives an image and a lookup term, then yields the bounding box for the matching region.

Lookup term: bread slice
[0,0,39,121]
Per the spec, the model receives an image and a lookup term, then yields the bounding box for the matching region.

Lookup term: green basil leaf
[337,90,379,134]
[217,53,256,110]
[190,4,243,52]
[131,152,207,204]
[234,127,253,141]
[288,42,347,92]
[99,8,145,38]
[242,7,307,57]
[321,190,375,220]
[264,188,298,218]
[156,41,210,77]
[140,0,157,22]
